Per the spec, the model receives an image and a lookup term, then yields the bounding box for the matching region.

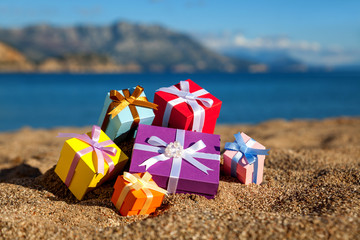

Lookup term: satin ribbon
[225,133,269,183]
[156,81,214,132]
[101,86,158,132]
[115,172,168,215]
[57,125,117,187]
[133,129,220,193]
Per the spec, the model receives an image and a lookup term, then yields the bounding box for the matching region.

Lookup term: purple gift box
[129,124,220,199]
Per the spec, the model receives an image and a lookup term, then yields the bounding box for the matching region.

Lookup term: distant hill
[37,53,142,73]
[222,48,309,72]
[0,42,34,72]
[0,22,252,73]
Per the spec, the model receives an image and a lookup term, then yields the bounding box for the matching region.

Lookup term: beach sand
[0,117,359,239]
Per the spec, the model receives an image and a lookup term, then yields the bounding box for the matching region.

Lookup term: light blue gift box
[97,87,156,142]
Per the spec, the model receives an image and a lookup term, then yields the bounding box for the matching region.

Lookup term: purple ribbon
[58,125,117,187]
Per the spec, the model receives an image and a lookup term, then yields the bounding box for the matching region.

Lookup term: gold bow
[101,86,158,132]
[115,172,167,215]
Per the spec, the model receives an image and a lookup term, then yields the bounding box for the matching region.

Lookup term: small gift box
[129,124,221,199]
[111,172,167,216]
[223,132,269,185]
[54,125,129,200]
[97,86,158,141]
[152,79,222,134]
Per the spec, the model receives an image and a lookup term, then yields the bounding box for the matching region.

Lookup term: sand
[0,117,359,239]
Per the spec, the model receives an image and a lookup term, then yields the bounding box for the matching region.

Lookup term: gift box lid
[224,132,266,168]
[56,129,123,178]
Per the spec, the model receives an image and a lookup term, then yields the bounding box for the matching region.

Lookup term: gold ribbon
[101,86,158,133]
[115,172,168,215]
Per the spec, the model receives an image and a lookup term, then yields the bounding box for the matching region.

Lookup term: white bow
[157,81,214,132]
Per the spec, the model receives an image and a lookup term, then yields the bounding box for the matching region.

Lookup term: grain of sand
[0,117,359,239]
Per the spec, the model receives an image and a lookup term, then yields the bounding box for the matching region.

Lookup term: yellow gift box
[55,125,128,200]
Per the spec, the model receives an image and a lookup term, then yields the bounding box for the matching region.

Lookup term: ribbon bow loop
[229,133,269,164]
[108,86,155,119]
[184,92,195,100]
[177,81,214,107]
[110,89,125,102]
[123,172,168,195]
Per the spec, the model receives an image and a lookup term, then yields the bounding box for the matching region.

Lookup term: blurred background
[0,0,359,131]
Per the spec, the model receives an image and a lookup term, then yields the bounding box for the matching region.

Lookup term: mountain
[222,48,308,72]
[0,42,34,72]
[0,22,252,73]
[37,53,142,73]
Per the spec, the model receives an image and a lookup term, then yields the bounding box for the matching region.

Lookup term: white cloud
[198,32,322,52]
[291,48,360,66]
[193,31,360,66]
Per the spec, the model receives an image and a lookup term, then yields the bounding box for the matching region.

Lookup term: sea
[0,72,359,132]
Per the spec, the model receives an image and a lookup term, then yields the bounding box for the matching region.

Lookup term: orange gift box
[111,172,167,216]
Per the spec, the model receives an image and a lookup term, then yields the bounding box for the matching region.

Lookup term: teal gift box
[97,86,158,142]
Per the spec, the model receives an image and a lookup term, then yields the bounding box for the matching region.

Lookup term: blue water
[0,72,359,131]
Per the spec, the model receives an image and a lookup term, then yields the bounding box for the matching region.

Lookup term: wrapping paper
[111,172,166,216]
[152,79,222,134]
[223,132,268,185]
[129,124,221,198]
[55,126,128,200]
[98,86,156,141]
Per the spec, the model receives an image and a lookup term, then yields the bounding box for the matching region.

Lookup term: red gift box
[152,79,222,134]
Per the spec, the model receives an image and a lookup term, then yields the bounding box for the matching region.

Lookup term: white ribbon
[133,129,220,193]
[156,81,214,132]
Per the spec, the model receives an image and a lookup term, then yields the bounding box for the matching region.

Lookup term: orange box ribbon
[115,172,168,215]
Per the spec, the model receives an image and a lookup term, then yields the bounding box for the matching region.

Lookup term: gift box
[97,86,157,141]
[111,172,167,216]
[152,79,222,134]
[223,132,269,185]
[129,124,221,199]
[55,125,129,200]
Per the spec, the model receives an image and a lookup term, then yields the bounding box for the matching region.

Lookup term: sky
[0,0,359,66]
